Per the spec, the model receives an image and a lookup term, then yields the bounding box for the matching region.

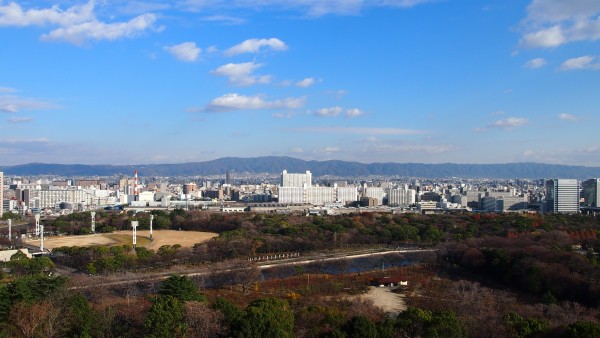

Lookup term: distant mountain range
[1,156,599,179]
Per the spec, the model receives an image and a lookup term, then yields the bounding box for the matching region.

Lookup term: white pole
[35,213,40,236]
[131,221,138,248]
[149,214,154,240]
[40,224,44,252]
[8,219,11,241]
[90,211,96,233]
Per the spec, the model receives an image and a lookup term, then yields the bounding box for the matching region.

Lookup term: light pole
[90,211,96,233]
[35,213,40,236]
[40,224,44,252]
[131,221,138,248]
[8,219,11,242]
[149,214,154,240]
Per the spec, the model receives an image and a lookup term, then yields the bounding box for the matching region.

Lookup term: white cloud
[164,42,201,62]
[520,0,600,48]
[319,146,340,153]
[525,57,547,68]
[296,77,316,88]
[558,113,580,121]
[345,108,365,118]
[363,142,455,154]
[224,38,288,56]
[0,1,159,45]
[0,1,94,27]
[41,13,158,45]
[294,126,426,135]
[489,117,528,129]
[516,146,600,166]
[559,55,600,70]
[8,117,33,123]
[314,106,343,117]
[203,93,305,112]
[211,62,272,86]
[291,147,304,153]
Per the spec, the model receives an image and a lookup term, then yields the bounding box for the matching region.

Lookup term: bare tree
[184,301,225,338]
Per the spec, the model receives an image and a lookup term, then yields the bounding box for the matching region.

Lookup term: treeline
[442,231,600,307]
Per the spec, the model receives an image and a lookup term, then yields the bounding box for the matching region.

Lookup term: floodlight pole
[132,221,138,248]
[35,213,40,236]
[149,214,154,240]
[90,211,96,233]
[8,219,12,241]
[40,224,44,252]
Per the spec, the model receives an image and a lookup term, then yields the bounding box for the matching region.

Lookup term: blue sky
[1,0,600,166]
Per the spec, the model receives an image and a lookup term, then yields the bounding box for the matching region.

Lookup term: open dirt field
[25,230,218,251]
[354,286,407,316]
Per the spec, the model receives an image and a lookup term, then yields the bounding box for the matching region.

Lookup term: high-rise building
[545,179,579,214]
[281,170,312,187]
[582,178,600,208]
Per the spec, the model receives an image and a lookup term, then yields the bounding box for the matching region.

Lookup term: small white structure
[131,221,138,247]
[90,211,96,233]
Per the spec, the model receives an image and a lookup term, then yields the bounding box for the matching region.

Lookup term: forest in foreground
[1,210,600,337]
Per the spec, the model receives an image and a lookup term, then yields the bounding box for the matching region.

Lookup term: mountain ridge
[1,156,599,179]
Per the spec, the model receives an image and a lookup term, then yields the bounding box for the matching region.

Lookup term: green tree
[159,274,206,302]
[425,309,466,338]
[562,321,600,338]
[503,312,548,338]
[234,298,294,338]
[144,296,187,338]
[342,316,378,338]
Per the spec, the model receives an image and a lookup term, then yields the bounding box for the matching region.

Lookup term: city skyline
[1,0,600,166]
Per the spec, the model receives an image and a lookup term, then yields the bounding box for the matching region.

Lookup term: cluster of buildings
[0,170,599,217]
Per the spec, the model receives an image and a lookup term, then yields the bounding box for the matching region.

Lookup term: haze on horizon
[1,0,599,167]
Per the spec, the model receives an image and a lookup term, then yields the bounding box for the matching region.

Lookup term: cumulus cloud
[313,106,343,117]
[525,57,547,68]
[0,1,159,45]
[203,93,305,112]
[164,42,201,62]
[558,113,580,121]
[558,55,600,70]
[211,62,272,86]
[224,38,288,56]
[41,13,158,45]
[294,126,426,135]
[296,77,316,88]
[520,0,600,48]
[0,1,94,27]
[345,108,365,118]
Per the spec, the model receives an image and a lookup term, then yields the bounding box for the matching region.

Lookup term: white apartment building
[0,171,3,217]
[306,186,336,205]
[336,186,358,205]
[281,170,312,187]
[39,188,90,209]
[388,188,416,206]
[363,187,385,206]
[278,186,305,204]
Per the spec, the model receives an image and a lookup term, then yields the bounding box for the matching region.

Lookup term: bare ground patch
[24,230,218,250]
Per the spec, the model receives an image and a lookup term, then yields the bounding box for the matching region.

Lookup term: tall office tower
[545,179,579,214]
[281,170,312,187]
[0,171,3,217]
[582,178,600,208]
